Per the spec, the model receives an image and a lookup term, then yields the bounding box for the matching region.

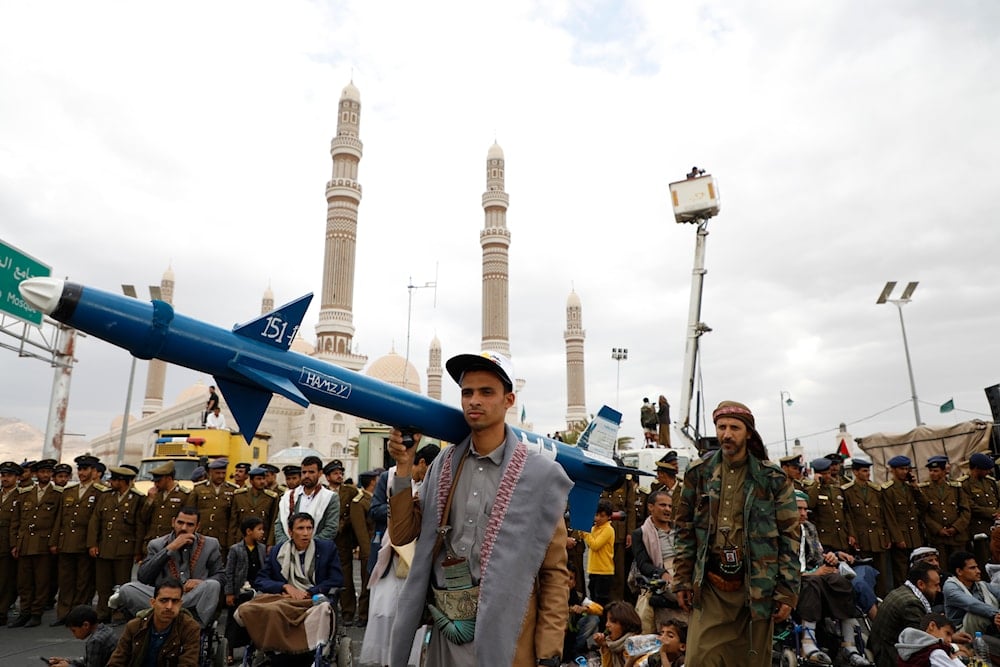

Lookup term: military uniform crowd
[0,452,384,632]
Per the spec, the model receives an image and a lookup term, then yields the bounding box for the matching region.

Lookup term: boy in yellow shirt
[584,499,616,609]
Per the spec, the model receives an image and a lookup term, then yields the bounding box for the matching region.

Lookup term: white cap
[445,351,515,389]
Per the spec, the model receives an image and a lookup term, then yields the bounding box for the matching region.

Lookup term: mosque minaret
[141,265,174,417]
[564,289,587,429]
[480,142,511,357]
[261,284,274,315]
[427,336,442,401]
[315,81,366,372]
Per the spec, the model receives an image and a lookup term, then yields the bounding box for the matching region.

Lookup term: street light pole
[611,347,628,411]
[779,390,793,457]
[877,281,922,427]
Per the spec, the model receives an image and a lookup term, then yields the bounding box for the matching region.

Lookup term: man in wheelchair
[116,506,225,627]
[235,512,344,666]
[797,491,874,666]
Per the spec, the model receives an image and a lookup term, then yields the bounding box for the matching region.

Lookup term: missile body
[20,278,640,529]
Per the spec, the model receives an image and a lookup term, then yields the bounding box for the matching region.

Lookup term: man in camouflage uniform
[88,466,145,622]
[842,455,895,595]
[959,452,1000,568]
[807,457,854,552]
[188,458,236,556]
[880,455,924,591]
[916,455,971,571]
[51,454,107,625]
[674,401,799,667]
[324,459,359,624]
[11,458,63,627]
[230,467,278,545]
[0,461,23,625]
[140,461,190,553]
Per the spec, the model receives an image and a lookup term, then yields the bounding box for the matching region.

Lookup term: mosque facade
[88,79,583,474]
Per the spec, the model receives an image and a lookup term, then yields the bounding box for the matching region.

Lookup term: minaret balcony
[481,191,510,208]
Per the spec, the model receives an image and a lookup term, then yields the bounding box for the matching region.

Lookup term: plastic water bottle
[973,631,990,666]
[311,593,328,606]
[625,634,662,656]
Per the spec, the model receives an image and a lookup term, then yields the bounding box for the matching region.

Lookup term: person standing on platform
[88,466,145,623]
[917,455,971,571]
[205,385,219,426]
[51,455,108,626]
[657,395,672,447]
[882,455,924,590]
[960,452,1000,568]
[641,398,659,447]
[11,458,63,627]
[205,406,227,430]
[674,400,800,667]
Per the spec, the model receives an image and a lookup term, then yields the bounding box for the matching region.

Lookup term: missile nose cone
[18,277,64,314]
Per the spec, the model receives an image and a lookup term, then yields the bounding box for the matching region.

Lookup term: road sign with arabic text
[0,240,51,326]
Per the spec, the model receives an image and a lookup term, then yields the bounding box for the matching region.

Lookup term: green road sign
[0,240,51,326]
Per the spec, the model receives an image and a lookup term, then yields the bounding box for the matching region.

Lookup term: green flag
[940,399,954,413]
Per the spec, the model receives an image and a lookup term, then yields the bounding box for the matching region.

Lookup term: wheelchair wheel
[780,647,798,667]
[335,636,353,667]
[213,636,229,667]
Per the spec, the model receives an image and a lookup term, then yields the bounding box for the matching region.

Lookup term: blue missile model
[19,278,646,530]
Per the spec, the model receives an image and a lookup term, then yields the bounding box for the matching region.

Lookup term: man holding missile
[386,351,573,667]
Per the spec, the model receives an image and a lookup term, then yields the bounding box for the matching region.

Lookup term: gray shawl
[389,427,573,667]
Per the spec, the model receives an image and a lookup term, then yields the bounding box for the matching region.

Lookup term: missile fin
[576,405,622,459]
[232,293,313,351]
[228,361,310,408]
[567,480,605,531]
[215,377,276,444]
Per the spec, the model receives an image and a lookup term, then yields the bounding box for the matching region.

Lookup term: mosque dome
[110,414,137,430]
[487,142,504,160]
[175,382,209,405]
[366,349,421,394]
[567,290,581,308]
[341,81,361,102]
[291,335,316,355]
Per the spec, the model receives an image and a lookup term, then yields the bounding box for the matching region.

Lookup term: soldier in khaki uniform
[10,458,63,627]
[262,463,286,496]
[51,454,107,625]
[189,458,237,556]
[0,461,23,625]
[600,473,642,603]
[88,466,145,622]
[18,460,35,488]
[229,468,278,545]
[807,457,853,552]
[232,462,251,489]
[649,452,681,500]
[779,454,811,493]
[351,470,377,626]
[916,455,971,571]
[842,455,895,595]
[881,455,924,590]
[140,460,190,553]
[959,452,1000,568]
[323,460,358,623]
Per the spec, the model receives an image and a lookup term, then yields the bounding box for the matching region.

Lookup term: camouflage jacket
[673,450,800,619]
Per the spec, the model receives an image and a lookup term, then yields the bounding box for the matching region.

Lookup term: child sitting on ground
[593,601,643,667]
[627,618,688,667]
[46,604,119,667]
[894,612,965,666]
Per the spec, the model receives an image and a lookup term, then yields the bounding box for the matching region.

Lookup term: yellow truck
[134,428,271,493]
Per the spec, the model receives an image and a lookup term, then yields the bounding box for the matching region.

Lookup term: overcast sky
[2,0,998,464]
